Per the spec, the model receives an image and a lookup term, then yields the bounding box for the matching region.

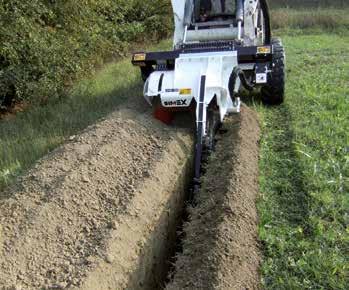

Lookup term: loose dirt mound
[0,98,261,289]
[0,104,193,289]
[166,105,261,290]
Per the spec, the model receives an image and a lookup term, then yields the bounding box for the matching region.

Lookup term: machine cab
[172,0,269,47]
[192,0,237,22]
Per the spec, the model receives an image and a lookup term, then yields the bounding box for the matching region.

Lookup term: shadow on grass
[244,95,310,228]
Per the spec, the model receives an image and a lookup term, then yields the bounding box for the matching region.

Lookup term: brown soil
[0,97,262,290]
[0,101,193,289]
[166,105,262,290]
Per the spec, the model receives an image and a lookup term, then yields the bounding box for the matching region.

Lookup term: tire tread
[261,38,286,105]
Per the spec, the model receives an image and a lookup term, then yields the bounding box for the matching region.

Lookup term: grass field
[254,33,349,289]
[0,41,170,191]
[268,0,348,9]
[271,8,349,31]
[0,59,140,190]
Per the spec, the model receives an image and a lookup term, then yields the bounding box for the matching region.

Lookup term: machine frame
[131,0,285,191]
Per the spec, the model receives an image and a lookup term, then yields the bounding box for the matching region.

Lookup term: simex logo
[164,99,187,106]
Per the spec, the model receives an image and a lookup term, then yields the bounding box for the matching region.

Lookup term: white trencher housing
[132,0,285,190]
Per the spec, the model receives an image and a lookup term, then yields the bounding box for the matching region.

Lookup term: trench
[0,106,198,290]
[123,128,227,290]
[75,127,195,290]
[135,132,226,290]
[134,161,199,290]
[134,109,258,290]
[129,115,198,290]
[162,180,193,288]
[0,105,260,290]
[126,159,195,290]
[159,130,228,289]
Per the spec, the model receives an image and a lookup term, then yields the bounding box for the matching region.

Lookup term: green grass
[0,40,171,192]
[271,8,349,32]
[268,0,348,9]
[254,33,349,289]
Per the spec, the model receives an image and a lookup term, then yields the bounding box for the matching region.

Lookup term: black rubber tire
[259,0,271,44]
[261,38,286,105]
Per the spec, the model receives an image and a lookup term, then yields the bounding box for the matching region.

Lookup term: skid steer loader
[132,0,285,191]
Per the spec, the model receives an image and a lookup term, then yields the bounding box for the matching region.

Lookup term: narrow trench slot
[149,172,194,290]
[156,128,227,289]
[162,183,193,287]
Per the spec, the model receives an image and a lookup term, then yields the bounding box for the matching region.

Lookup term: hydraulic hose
[236,0,244,22]
[228,67,254,101]
[236,0,244,39]
[229,67,254,91]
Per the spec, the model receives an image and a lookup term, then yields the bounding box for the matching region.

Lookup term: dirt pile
[166,105,262,290]
[0,106,193,289]
[0,98,262,290]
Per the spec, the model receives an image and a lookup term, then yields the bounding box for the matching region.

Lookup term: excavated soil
[166,105,261,290]
[0,95,261,290]
[0,98,193,289]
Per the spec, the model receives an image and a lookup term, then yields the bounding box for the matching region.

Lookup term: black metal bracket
[132,42,273,69]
